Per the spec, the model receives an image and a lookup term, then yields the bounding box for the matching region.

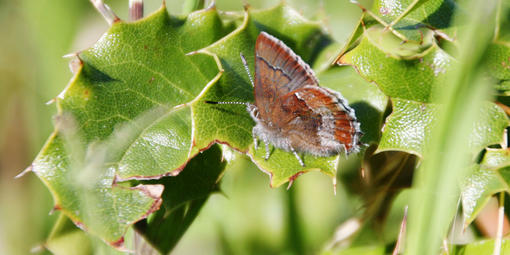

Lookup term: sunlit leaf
[32,4,232,246]
[371,0,457,42]
[461,164,508,226]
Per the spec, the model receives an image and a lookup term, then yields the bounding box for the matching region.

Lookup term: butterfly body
[248,32,362,163]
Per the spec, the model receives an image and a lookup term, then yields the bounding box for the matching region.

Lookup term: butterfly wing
[254,32,319,119]
[249,32,362,157]
[278,86,362,155]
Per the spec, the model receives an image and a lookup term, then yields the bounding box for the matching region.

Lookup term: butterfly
[207,32,362,166]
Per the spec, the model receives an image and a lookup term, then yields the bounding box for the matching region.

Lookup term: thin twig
[129,0,144,21]
[90,0,119,25]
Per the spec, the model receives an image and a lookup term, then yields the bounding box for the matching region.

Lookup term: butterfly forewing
[254,56,291,119]
[254,32,319,104]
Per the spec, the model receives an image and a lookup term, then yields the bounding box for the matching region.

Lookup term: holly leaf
[461,164,508,227]
[339,24,509,157]
[31,4,232,247]
[371,0,457,42]
[485,42,510,95]
[461,148,510,226]
[480,148,510,170]
[337,4,509,238]
[339,25,450,103]
[32,1,377,247]
[378,99,508,156]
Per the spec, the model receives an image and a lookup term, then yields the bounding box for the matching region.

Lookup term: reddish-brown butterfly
[207,32,362,166]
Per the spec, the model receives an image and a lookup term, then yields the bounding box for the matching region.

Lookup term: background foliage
[1,0,510,254]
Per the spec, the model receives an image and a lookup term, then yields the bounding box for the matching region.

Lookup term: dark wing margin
[255,32,319,95]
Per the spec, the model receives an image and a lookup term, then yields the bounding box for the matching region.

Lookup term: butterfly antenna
[240,52,254,87]
[205,101,248,105]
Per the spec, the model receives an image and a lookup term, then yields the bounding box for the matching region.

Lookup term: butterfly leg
[252,129,259,150]
[289,146,305,167]
[264,140,270,160]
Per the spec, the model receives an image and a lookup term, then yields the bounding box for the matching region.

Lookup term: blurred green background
[0,0,365,254]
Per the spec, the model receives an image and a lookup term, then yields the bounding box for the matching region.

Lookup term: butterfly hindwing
[278,86,361,155]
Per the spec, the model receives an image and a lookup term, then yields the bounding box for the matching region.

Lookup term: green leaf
[363,25,435,59]
[485,42,510,94]
[405,0,501,253]
[378,100,508,156]
[33,2,361,248]
[135,144,226,254]
[33,129,164,248]
[340,24,508,157]
[481,148,510,170]
[339,25,451,103]
[371,0,457,42]
[461,165,507,226]
[460,148,510,226]
[378,99,437,156]
[335,3,509,252]
[117,106,192,179]
[250,5,331,64]
[32,4,233,246]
